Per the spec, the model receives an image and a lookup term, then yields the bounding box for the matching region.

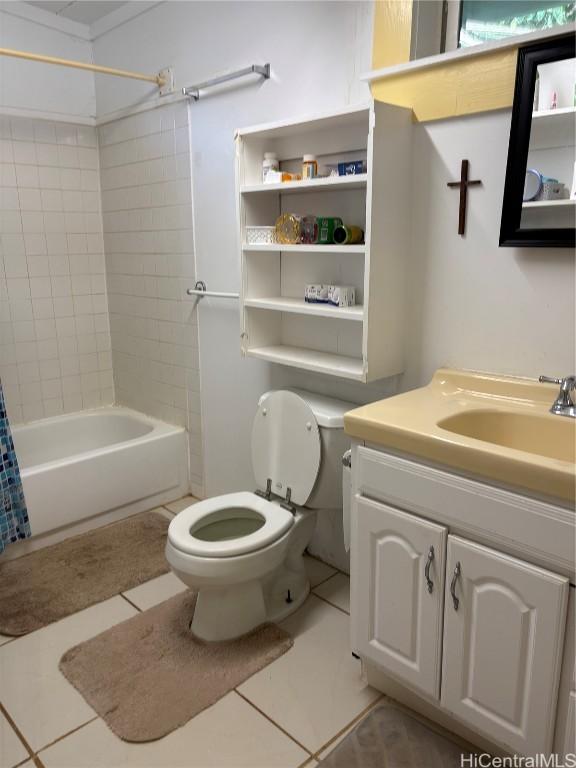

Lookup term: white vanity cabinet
[350,445,573,757]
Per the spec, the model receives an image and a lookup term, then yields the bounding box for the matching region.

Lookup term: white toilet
[165,389,352,641]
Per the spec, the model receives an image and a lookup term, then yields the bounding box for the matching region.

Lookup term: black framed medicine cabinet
[500,32,575,248]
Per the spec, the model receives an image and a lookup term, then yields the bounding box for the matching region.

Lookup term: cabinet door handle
[450,561,461,610]
[424,546,435,593]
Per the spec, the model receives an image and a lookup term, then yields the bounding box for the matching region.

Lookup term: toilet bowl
[165,389,353,641]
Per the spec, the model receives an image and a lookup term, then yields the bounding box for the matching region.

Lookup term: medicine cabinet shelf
[247,345,365,381]
[236,101,412,382]
[241,174,368,194]
[523,198,575,209]
[244,297,364,320]
[530,107,576,150]
[242,243,366,254]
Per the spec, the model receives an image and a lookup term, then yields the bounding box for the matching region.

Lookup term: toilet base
[191,579,267,641]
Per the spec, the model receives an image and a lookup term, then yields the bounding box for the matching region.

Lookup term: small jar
[302,154,318,179]
[262,152,279,182]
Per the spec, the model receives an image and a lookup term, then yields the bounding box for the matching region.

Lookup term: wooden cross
[447,159,482,236]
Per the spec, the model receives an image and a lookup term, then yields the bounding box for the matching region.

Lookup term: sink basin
[344,369,576,503]
[438,410,575,464]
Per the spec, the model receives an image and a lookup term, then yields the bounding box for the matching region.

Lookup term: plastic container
[302,154,318,179]
[245,226,277,245]
[262,152,279,183]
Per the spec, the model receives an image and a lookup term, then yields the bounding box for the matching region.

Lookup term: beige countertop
[344,369,576,504]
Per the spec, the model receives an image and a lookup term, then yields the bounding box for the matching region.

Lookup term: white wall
[93,1,376,501]
[0,4,96,120]
[405,109,575,389]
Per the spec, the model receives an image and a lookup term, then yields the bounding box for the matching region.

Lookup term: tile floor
[0,497,382,768]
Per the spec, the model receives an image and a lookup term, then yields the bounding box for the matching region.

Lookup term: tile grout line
[310,591,350,617]
[0,701,35,765]
[119,592,143,613]
[233,689,314,759]
[309,693,386,762]
[35,715,100,757]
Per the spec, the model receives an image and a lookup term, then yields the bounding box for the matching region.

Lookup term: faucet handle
[539,375,562,385]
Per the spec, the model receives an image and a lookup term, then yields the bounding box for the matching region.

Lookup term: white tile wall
[0,116,113,423]
[98,103,203,496]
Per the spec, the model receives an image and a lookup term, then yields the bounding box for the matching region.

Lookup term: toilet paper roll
[343,461,351,553]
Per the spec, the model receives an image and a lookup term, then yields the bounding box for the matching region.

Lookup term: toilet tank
[286,389,355,510]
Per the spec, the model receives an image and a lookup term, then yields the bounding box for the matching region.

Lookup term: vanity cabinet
[351,445,572,757]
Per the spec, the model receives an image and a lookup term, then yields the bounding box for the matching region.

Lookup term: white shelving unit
[235,102,412,382]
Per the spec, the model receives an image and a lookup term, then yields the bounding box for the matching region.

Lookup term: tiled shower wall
[98,102,203,497]
[0,117,113,423]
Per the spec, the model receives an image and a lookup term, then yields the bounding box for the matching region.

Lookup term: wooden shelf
[523,199,575,209]
[245,297,364,321]
[247,345,365,381]
[243,243,366,254]
[241,174,368,194]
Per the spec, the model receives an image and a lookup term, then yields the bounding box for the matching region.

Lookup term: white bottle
[262,152,279,183]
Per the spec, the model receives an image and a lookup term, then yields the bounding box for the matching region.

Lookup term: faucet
[539,375,576,418]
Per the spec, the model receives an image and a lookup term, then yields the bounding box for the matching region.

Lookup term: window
[457,0,575,48]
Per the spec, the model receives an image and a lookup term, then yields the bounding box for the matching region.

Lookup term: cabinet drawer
[351,496,447,699]
[355,445,575,578]
[442,536,569,756]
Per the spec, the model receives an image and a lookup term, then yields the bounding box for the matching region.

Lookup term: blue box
[338,160,365,176]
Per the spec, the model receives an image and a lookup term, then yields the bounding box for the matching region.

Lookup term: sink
[344,369,576,503]
[438,410,575,464]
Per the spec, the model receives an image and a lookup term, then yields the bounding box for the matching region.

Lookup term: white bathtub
[12,407,188,542]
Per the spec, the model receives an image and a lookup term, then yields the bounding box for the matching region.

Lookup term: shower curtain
[0,379,30,554]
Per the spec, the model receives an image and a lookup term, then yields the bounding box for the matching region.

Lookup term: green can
[316,217,343,245]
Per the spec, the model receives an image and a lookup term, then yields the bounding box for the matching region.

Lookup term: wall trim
[95,91,188,126]
[0,105,95,126]
[0,4,91,42]
[366,21,576,83]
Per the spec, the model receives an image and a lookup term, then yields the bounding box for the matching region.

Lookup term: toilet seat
[167,492,294,558]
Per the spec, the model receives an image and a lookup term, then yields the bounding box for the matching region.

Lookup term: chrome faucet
[539,375,576,418]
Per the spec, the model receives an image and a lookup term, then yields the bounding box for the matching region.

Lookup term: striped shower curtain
[0,379,30,554]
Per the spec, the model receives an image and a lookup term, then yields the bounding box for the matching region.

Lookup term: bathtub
[12,407,188,542]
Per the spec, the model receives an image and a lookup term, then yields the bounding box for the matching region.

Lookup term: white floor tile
[39,692,309,768]
[0,596,136,752]
[313,573,350,613]
[122,572,187,611]
[0,711,30,768]
[163,495,198,514]
[238,596,380,753]
[303,556,336,588]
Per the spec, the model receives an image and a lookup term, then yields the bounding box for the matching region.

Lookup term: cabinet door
[351,496,447,699]
[442,535,569,756]
[554,587,576,761]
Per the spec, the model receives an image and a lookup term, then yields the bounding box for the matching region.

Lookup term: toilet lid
[252,390,321,506]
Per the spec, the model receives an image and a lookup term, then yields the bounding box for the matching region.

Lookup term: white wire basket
[245,226,277,245]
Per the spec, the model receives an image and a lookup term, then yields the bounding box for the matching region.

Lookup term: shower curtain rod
[0,47,166,86]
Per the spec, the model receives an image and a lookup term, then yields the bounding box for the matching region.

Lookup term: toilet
[165,389,353,641]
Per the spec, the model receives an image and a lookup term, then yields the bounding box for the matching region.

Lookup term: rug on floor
[0,511,170,635]
[318,702,476,767]
[59,590,293,742]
